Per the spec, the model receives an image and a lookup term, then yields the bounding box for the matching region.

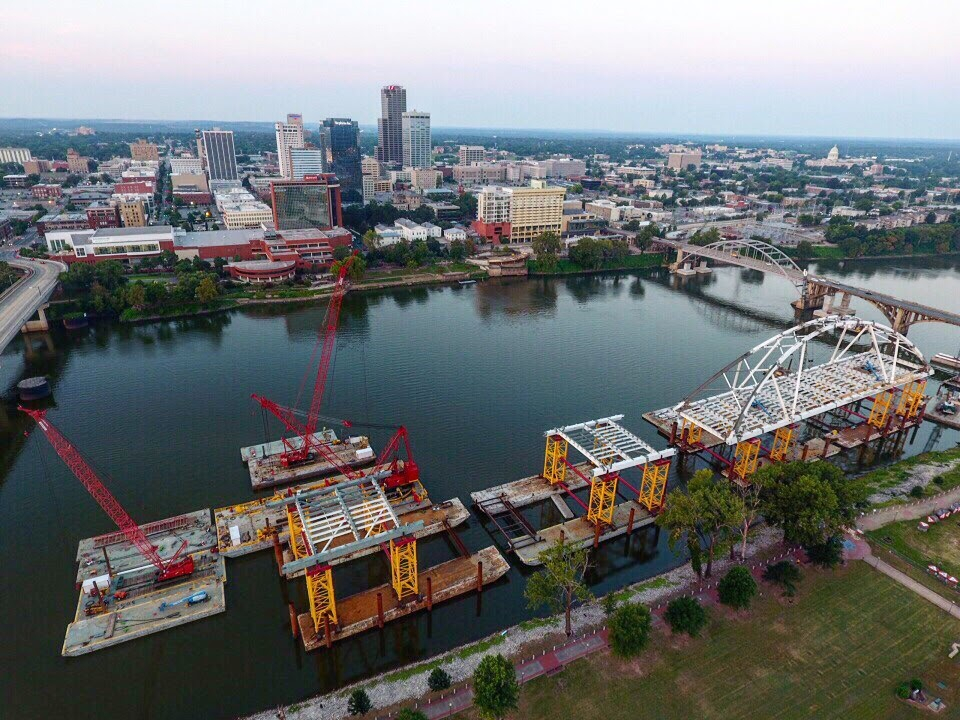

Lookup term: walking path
[857,484,960,531]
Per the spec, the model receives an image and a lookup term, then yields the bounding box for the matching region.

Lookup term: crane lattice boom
[20,407,194,582]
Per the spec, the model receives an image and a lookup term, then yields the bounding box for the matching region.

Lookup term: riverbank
[247,526,783,720]
[528,252,664,276]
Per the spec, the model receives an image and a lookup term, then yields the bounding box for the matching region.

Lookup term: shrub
[763,560,802,597]
[805,536,844,568]
[718,566,757,610]
[909,485,924,498]
[608,602,652,657]
[428,667,451,692]
[664,597,707,636]
[347,688,371,716]
[895,682,911,699]
[601,593,619,617]
[472,654,519,720]
[396,710,427,720]
[911,678,923,692]
[934,475,945,486]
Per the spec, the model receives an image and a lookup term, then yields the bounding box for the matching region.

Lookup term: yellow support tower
[769,426,794,462]
[587,474,618,526]
[390,537,419,601]
[286,504,307,560]
[305,564,337,631]
[896,381,926,419]
[638,459,670,512]
[733,439,760,481]
[543,435,568,485]
[868,390,894,429]
[681,419,702,446]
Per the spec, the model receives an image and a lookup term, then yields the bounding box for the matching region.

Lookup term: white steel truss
[669,316,930,444]
[547,415,675,477]
[674,237,806,290]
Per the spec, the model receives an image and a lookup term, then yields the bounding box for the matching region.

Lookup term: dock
[240,430,375,491]
[298,546,510,650]
[642,408,725,448]
[64,510,226,657]
[470,463,593,514]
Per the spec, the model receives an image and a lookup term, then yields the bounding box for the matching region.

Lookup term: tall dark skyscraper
[320,118,362,195]
[376,85,406,167]
[196,128,238,181]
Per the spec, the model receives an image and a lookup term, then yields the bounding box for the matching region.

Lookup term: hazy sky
[2,0,958,139]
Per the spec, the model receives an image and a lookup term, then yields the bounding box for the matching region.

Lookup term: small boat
[458,279,477,286]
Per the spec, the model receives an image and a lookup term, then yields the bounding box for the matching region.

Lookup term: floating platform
[297,546,509,651]
[469,463,593,514]
[642,408,725,449]
[514,501,654,566]
[925,406,960,430]
[240,430,375,491]
[64,510,225,657]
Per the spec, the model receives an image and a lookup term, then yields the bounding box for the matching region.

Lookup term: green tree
[525,538,592,636]
[717,565,757,609]
[195,276,219,303]
[664,596,707,637]
[331,254,366,281]
[428,667,451,692]
[395,710,427,720]
[656,469,743,578]
[763,560,802,596]
[333,245,353,262]
[757,461,864,547]
[449,239,466,262]
[126,281,147,310]
[531,231,562,271]
[472,654,519,720]
[569,236,604,269]
[347,688,371,716]
[608,602,652,657]
[796,239,814,261]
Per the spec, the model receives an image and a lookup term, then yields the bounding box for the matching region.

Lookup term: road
[0,253,67,354]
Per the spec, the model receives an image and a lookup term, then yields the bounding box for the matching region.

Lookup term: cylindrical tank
[17,376,51,401]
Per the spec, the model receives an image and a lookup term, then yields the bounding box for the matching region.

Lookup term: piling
[476,561,483,593]
[801,444,809,462]
[288,603,299,639]
[821,437,831,459]
[593,522,601,549]
[377,593,384,628]
[426,577,433,610]
[627,507,635,535]
[323,615,332,649]
[272,532,283,575]
[669,421,677,444]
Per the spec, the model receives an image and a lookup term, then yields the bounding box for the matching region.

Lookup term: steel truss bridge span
[670,316,931,444]
[663,237,806,290]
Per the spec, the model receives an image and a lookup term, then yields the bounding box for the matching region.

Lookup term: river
[3,255,960,719]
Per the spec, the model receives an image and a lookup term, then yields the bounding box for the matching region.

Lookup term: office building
[410,168,440,191]
[402,111,431,169]
[320,118,362,194]
[474,180,565,244]
[270,176,343,231]
[275,114,305,179]
[197,129,238,181]
[287,148,325,180]
[453,163,507,185]
[666,150,702,171]
[86,202,121,229]
[118,199,147,227]
[169,156,204,175]
[458,145,485,165]
[129,139,160,162]
[361,156,381,178]
[376,85,406,167]
[66,149,90,174]
[0,147,32,165]
[362,175,392,203]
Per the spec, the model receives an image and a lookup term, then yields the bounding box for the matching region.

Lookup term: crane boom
[20,407,194,582]
[305,252,357,436]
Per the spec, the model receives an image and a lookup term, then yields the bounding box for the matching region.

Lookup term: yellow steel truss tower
[587,474,618,525]
[306,564,337,631]
[896,381,926,419]
[733,439,760,481]
[769,426,794,462]
[543,435,568,485]
[286,504,307,560]
[638,459,670,512]
[390,537,419,600]
[868,390,894,429]
[681,419,703,445]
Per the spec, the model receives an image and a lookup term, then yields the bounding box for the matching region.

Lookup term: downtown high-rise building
[376,85,406,167]
[320,118,362,195]
[402,111,431,169]
[196,129,238,181]
[275,113,305,179]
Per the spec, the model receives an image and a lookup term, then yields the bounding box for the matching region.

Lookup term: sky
[2,0,959,139]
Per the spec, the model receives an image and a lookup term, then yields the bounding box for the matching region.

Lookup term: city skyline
[1,1,958,140]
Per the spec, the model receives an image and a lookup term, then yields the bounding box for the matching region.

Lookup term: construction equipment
[252,253,358,469]
[159,591,209,612]
[20,407,195,583]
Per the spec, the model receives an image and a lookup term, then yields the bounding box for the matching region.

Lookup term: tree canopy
[472,654,519,720]
[525,538,592,636]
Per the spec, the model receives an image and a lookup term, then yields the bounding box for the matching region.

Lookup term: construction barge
[240,429,374,491]
[64,510,225,657]
[473,415,674,567]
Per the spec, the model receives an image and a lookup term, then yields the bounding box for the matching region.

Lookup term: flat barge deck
[240,430,374,491]
[298,545,510,650]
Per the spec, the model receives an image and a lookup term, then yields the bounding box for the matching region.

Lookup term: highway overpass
[0,255,67,354]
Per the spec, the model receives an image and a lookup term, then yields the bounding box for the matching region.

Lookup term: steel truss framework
[270,475,425,575]
[671,316,931,444]
[546,415,675,478]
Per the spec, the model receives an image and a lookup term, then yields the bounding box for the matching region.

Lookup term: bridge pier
[20,303,51,334]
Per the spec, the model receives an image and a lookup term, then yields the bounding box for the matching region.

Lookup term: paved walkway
[857,483,960,532]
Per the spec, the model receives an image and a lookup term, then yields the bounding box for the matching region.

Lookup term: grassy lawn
[868,517,960,573]
[466,564,960,720]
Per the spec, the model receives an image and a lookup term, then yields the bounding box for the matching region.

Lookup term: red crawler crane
[252,252,358,469]
[251,251,420,492]
[20,407,195,582]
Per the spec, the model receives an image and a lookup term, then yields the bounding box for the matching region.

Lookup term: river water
[3,256,960,719]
